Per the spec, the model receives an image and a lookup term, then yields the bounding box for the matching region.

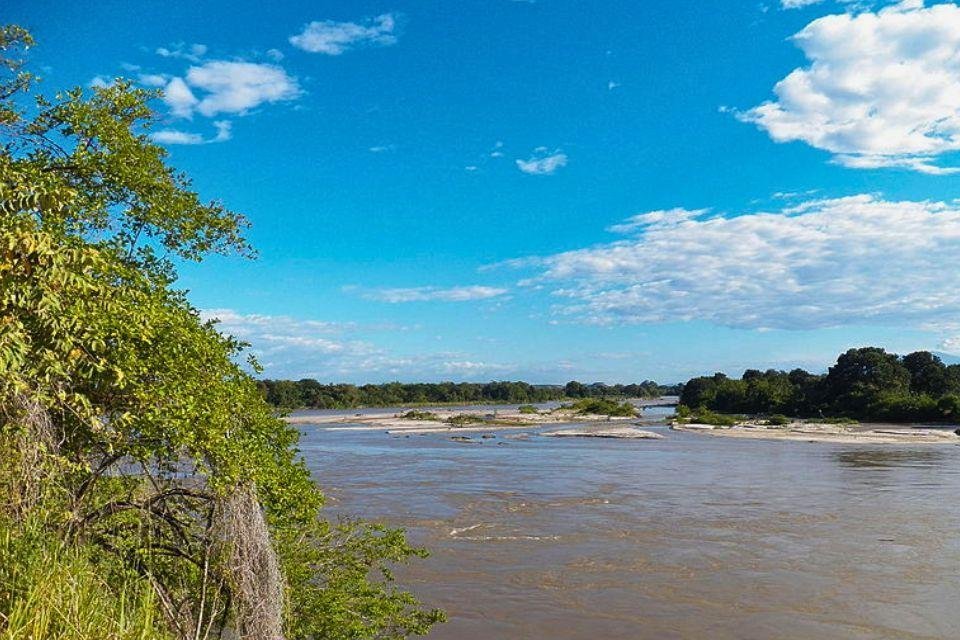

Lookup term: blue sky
[11,0,960,382]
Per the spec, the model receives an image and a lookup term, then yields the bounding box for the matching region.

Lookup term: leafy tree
[0,26,442,639]
[902,351,949,397]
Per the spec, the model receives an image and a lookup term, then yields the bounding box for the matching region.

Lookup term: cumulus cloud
[516,148,568,175]
[172,61,300,117]
[151,120,232,145]
[289,14,399,55]
[508,195,960,331]
[606,208,708,234]
[361,286,509,303]
[201,308,518,380]
[740,1,960,173]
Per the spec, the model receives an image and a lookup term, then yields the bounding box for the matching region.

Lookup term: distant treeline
[680,347,960,422]
[259,379,682,409]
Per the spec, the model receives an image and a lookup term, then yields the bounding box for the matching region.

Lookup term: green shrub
[446,413,486,426]
[566,398,638,417]
[399,410,440,421]
[767,414,791,426]
[815,416,859,425]
[517,405,539,414]
[689,408,742,426]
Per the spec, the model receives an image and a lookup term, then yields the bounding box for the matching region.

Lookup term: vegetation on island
[679,347,960,423]
[261,379,681,409]
[0,26,442,640]
[563,398,639,417]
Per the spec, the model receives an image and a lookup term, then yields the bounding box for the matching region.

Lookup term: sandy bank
[287,408,637,432]
[542,426,663,439]
[672,421,960,444]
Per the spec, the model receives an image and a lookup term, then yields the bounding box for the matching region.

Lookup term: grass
[0,519,172,640]
[807,416,859,425]
[517,405,539,415]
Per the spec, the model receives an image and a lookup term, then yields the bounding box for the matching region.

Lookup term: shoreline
[286,407,640,432]
[673,421,960,444]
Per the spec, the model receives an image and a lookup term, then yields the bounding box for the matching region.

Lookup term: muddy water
[297,408,960,639]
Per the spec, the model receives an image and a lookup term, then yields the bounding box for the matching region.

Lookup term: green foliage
[0,26,441,640]
[767,414,791,426]
[261,378,680,409]
[687,409,742,427]
[517,404,539,414]
[565,398,638,417]
[678,347,960,423]
[0,517,172,640]
[445,413,486,426]
[399,410,440,421]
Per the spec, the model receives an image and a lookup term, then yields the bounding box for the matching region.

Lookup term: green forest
[679,347,960,422]
[0,27,443,639]
[259,379,682,409]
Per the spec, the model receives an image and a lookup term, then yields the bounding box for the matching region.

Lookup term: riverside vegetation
[0,26,443,640]
[680,347,960,423]
[259,379,681,409]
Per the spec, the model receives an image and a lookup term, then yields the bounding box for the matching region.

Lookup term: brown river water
[296,406,960,639]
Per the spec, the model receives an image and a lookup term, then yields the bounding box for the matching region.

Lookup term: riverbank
[285,406,641,432]
[673,421,960,444]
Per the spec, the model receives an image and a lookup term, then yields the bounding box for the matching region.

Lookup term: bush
[399,410,440,421]
[813,416,859,425]
[689,408,742,426]
[446,413,486,426]
[517,405,539,414]
[566,398,638,417]
[767,414,790,426]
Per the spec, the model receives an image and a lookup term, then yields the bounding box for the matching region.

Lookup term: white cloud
[516,148,568,175]
[741,1,960,173]
[508,195,960,331]
[156,42,207,62]
[150,120,232,146]
[266,48,284,62]
[162,76,200,118]
[138,73,169,87]
[176,61,300,117]
[88,76,113,89]
[289,14,399,55]
[362,286,509,303]
[606,208,708,234]
[781,0,824,7]
[201,308,521,380]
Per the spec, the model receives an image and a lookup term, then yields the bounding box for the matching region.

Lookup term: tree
[902,351,949,397]
[0,26,442,639]
[823,347,910,416]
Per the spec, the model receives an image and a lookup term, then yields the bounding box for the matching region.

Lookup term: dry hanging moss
[213,484,285,640]
[0,394,59,518]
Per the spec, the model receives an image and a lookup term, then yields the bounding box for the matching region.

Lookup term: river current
[297,406,960,639]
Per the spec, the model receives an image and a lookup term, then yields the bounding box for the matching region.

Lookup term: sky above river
[12,0,960,383]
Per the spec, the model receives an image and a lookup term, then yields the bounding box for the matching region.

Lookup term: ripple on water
[299,422,960,640]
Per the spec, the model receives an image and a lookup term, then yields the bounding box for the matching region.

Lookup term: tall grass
[0,520,172,640]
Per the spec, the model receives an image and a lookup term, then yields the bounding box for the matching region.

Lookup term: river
[296,405,960,639]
